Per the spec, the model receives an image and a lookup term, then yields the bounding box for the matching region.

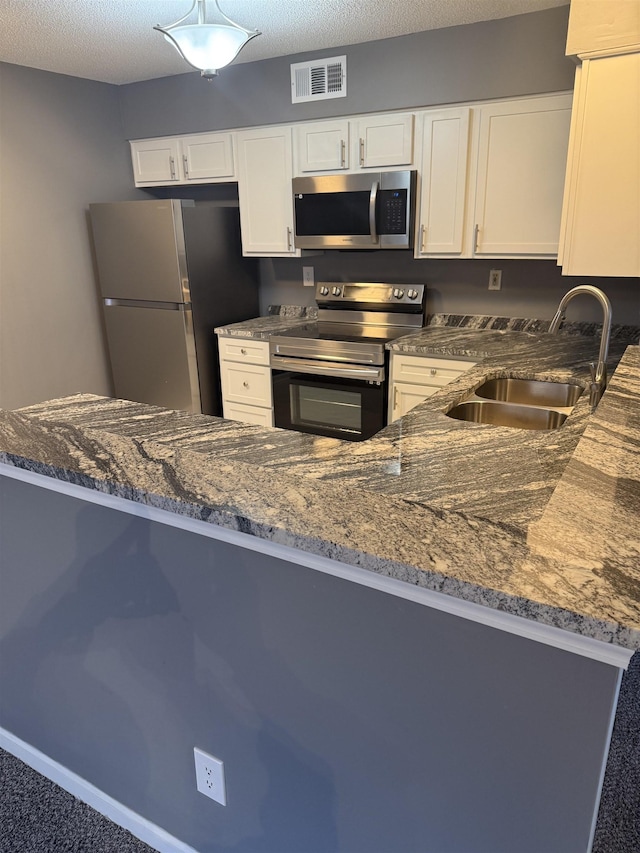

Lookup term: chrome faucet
[549,285,613,409]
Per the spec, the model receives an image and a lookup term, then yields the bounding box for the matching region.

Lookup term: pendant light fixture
[154,0,260,79]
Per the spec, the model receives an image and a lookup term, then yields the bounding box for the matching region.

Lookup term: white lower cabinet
[218,338,274,426]
[223,400,273,427]
[389,354,476,422]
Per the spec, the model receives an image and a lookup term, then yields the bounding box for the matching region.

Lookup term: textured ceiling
[0,0,568,85]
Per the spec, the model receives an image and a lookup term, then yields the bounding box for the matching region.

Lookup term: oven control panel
[316,281,425,307]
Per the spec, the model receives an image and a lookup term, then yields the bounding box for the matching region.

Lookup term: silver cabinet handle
[183,154,189,178]
[169,156,176,180]
[474,223,480,253]
[242,381,250,388]
[430,368,437,376]
[340,139,346,168]
[287,226,293,250]
[240,348,247,355]
[359,138,365,167]
[369,181,379,244]
[393,386,399,411]
[420,224,427,253]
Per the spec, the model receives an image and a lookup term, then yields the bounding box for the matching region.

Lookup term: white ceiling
[0,0,568,85]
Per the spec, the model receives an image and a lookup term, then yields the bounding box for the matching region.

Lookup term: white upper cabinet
[356,113,415,169]
[130,132,235,186]
[415,94,572,259]
[559,53,640,277]
[130,137,181,184]
[416,108,471,256]
[566,0,640,57]
[471,95,572,257]
[294,120,350,172]
[293,112,415,175]
[180,132,235,181]
[236,126,299,257]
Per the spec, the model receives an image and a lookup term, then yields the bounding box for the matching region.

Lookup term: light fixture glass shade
[155,0,260,79]
[163,24,252,75]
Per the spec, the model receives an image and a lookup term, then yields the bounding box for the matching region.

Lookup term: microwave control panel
[379,189,408,234]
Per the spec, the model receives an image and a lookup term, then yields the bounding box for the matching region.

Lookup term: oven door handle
[271,355,384,383]
[369,180,379,244]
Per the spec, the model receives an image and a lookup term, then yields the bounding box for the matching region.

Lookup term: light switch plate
[303,266,314,287]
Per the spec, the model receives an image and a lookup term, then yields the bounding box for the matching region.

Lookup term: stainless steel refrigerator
[89,199,259,416]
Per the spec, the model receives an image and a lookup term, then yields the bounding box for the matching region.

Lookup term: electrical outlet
[302,266,314,287]
[194,747,226,806]
[488,269,502,291]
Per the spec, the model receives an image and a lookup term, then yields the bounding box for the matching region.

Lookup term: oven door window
[273,372,385,441]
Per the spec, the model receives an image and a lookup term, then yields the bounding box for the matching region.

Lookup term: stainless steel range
[270,281,427,441]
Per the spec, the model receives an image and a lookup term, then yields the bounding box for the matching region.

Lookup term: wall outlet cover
[194,747,226,806]
[488,269,502,291]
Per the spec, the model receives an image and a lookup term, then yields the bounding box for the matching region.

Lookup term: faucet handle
[589,361,597,381]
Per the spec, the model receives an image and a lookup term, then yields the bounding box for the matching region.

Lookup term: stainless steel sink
[446,400,569,430]
[474,378,583,408]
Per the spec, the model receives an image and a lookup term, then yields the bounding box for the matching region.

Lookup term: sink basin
[474,378,583,408]
[446,400,568,430]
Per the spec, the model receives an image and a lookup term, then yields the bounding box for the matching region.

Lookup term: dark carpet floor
[0,749,155,853]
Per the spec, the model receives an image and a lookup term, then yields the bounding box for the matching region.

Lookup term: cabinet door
[391,354,475,387]
[218,338,270,366]
[560,54,640,277]
[389,383,434,422]
[180,132,235,181]
[236,127,298,256]
[220,361,272,408]
[416,108,470,256]
[130,138,181,185]
[388,354,476,422]
[294,120,349,173]
[473,95,572,256]
[356,114,415,168]
[223,400,274,427]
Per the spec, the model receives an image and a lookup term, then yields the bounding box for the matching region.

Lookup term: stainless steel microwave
[292,170,417,250]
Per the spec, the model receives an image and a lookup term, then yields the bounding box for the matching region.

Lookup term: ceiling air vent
[291,55,347,104]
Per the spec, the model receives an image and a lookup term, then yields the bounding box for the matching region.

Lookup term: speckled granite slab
[1,328,639,649]
[217,308,640,344]
[215,305,317,339]
[427,313,640,342]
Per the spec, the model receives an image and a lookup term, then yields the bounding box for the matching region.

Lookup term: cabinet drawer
[391,354,475,387]
[223,400,274,427]
[218,338,270,366]
[220,362,272,407]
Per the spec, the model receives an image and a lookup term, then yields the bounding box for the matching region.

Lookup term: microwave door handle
[369,181,379,244]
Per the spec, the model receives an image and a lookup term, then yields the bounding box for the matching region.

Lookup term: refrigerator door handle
[104,298,190,310]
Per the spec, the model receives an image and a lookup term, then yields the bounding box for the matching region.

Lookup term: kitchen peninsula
[1,325,639,853]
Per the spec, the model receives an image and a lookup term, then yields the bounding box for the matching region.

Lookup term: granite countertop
[214,305,317,339]
[1,326,639,650]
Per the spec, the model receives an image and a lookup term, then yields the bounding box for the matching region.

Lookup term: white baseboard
[0,728,199,853]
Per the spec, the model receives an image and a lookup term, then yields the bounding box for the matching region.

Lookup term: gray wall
[0,476,621,853]
[0,63,142,411]
[119,6,575,139]
[259,255,640,326]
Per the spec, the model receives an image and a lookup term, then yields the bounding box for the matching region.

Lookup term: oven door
[271,357,386,441]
